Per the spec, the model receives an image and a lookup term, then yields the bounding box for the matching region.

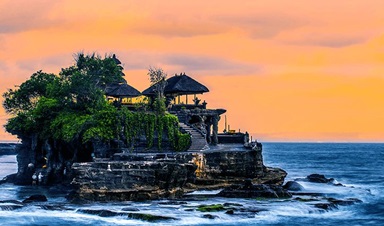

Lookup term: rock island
[2,53,289,201]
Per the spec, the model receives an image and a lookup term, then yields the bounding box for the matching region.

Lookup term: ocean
[0,143,383,225]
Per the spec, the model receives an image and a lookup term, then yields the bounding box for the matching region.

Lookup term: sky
[1,0,384,142]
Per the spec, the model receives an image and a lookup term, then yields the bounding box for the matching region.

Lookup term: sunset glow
[1,0,384,142]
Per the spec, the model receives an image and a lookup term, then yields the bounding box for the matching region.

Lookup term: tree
[2,71,57,115]
[147,67,167,115]
[147,66,167,99]
[60,52,125,112]
[3,53,126,154]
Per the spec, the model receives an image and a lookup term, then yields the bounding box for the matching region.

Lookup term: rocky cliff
[69,148,288,202]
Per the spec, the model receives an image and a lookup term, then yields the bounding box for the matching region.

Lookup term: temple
[105,73,239,151]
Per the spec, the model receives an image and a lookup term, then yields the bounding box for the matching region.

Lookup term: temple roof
[142,73,209,96]
[105,83,141,98]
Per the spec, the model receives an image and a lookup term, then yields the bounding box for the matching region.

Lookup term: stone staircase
[173,112,187,124]
[179,122,209,151]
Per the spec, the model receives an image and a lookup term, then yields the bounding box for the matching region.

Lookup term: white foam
[186,190,222,195]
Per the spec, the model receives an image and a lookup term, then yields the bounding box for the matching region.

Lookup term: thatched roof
[105,83,141,98]
[142,73,209,96]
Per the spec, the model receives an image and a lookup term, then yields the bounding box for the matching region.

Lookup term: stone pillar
[212,115,219,145]
[205,122,212,144]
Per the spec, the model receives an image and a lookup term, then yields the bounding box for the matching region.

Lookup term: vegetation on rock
[196,204,226,212]
[2,53,190,184]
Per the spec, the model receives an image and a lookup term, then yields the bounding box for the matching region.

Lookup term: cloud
[131,18,226,38]
[0,0,62,34]
[116,50,261,76]
[284,33,369,48]
[215,13,308,39]
[163,54,261,75]
[14,53,74,74]
[0,61,7,72]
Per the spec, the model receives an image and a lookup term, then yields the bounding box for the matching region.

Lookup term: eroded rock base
[70,149,288,202]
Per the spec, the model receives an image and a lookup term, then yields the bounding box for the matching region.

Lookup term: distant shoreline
[0,140,20,143]
[0,143,19,155]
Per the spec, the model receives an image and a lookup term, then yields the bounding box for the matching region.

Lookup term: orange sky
[1,0,384,142]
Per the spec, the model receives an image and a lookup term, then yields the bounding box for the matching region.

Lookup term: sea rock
[121,207,140,212]
[197,204,226,212]
[327,198,363,206]
[239,207,268,213]
[294,197,320,202]
[1,174,16,185]
[314,203,338,211]
[313,198,362,211]
[0,199,25,211]
[0,205,24,211]
[77,209,126,217]
[283,181,305,191]
[202,214,219,219]
[22,195,48,203]
[218,182,292,199]
[306,174,334,183]
[127,213,178,222]
[0,178,7,185]
[225,210,234,214]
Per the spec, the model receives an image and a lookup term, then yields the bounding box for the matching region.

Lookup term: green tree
[3,53,125,152]
[2,71,57,114]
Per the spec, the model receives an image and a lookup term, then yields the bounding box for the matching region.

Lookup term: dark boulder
[127,213,178,222]
[77,209,126,217]
[218,182,292,199]
[283,181,305,191]
[0,174,16,185]
[327,198,363,206]
[0,205,24,211]
[225,210,234,214]
[121,207,140,212]
[306,174,334,183]
[0,200,24,211]
[202,214,219,219]
[294,197,320,202]
[223,203,243,207]
[314,203,338,211]
[239,207,268,213]
[22,195,47,203]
